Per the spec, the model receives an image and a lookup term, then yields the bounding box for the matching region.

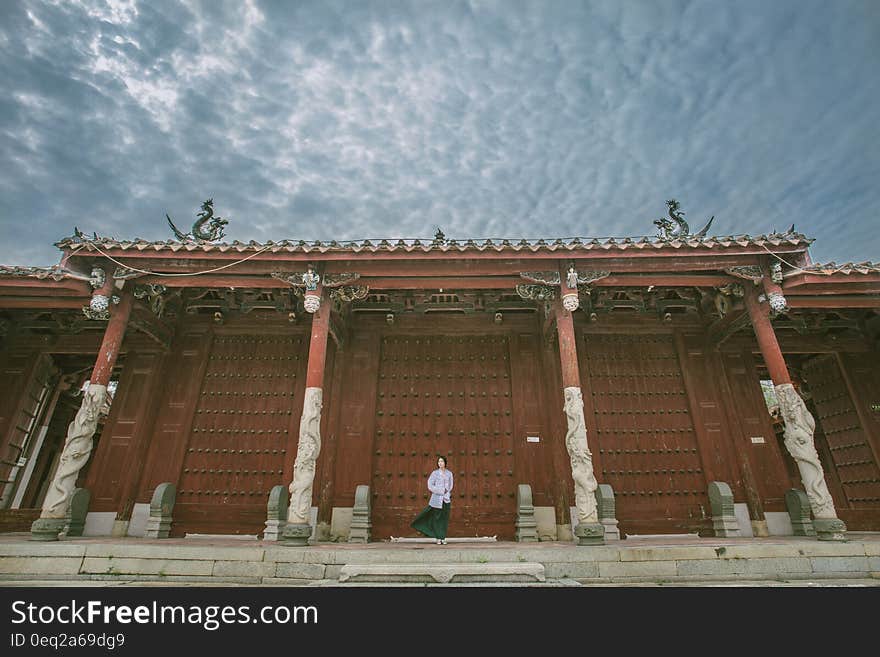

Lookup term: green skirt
[410,503,450,539]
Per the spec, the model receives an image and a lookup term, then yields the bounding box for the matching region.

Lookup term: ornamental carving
[776,384,837,519]
[771,260,784,284]
[40,384,106,519]
[303,294,321,314]
[166,198,228,243]
[288,387,323,524]
[653,199,714,240]
[515,284,555,301]
[322,273,361,288]
[519,271,561,286]
[133,284,169,317]
[88,267,106,290]
[330,285,369,303]
[563,387,598,524]
[113,266,143,281]
[767,291,788,314]
[724,266,764,282]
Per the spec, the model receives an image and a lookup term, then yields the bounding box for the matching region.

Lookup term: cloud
[0,0,877,266]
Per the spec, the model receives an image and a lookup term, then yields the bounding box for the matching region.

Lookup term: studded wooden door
[802,355,880,511]
[371,335,516,539]
[580,333,708,534]
[173,334,307,535]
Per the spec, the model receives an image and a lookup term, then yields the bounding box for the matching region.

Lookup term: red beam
[139,275,291,288]
[784,284,880,296]
[305,289,330,389]
[785,296,880,309]
[0,278,90,293]
[0,297,88,309]
[784,273,880,288]
[744,285,791,385]
[554,300,581,389]
[64,243,806,264]
[597,274,734,287]
[90,291,134,386]
[364,276,522,290]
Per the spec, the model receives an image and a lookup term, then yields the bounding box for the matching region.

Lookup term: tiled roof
[0,265,84,281]
[794,261,880,275]
[55,232,813,255]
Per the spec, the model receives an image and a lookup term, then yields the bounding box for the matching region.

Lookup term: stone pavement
[1,532,878,587]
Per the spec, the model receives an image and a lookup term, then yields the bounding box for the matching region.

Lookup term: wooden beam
[0,279,90,293]
[785,296,880,309]
[597,274,734,287]
[0,297,87,309]
[784,272,880,288]
[784,284,880,296]
[64,244,806,266]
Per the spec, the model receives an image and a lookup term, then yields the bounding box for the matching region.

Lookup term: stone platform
[1,533,879,586]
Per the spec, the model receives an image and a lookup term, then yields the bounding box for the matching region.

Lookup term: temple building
[0,201,878,544]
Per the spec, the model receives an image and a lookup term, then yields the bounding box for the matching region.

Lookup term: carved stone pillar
[31,289,133,541]
[282,287,330,546]
[554,295,604,545]
[744,284,846,541]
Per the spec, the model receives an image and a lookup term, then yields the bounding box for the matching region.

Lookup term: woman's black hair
[436,455,448,467]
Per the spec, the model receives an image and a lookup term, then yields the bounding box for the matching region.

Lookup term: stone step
[338,562,546,584]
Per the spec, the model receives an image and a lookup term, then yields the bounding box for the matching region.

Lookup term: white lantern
[768,292,788,313]
[90,294,110,312]
[562,293,579,312]
[303,294,321,314]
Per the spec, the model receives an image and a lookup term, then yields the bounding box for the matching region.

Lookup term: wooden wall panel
[579,332,708,534]
[720,350,790,512]
[85,352,164,514]
[331,329,380,509]
[172,332,308,536]
[802,354,880,518]
[509,333,554,508]
[138,327,211,503]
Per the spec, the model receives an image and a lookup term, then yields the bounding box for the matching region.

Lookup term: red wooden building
[1,209,878,541]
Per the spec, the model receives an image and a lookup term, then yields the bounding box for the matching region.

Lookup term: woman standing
[411,456,453,544]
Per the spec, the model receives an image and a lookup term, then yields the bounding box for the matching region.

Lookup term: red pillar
[554,300,581,388]
[91,291,133,386]
[305,286,330,388]
[743,284,791,385]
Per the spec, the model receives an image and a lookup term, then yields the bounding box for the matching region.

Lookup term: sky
[1,0,878,267]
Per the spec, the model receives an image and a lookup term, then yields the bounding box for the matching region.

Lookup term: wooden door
[802,355,880,515]
[173,334,307,535]
[580,333,708,534]
[371,335,516,539]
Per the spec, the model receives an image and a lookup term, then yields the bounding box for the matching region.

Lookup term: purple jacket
[427,469,453,508]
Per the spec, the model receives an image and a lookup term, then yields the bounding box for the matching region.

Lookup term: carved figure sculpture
[301,265,320,291]
[167,199,228,242]
[288,388,323,524]
[563,387,599,523]
[654,199,714,240]
[40,384,106,518]
[775,383,836,518]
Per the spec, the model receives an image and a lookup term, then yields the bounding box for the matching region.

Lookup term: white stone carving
[562,293,579,312]
[303,294,321,314]
[563,387,599,523]
[90,294,110,313]
[40,384,106,519]
[768,291,788,313]
[287,387,322,524]
[775,383,837,519]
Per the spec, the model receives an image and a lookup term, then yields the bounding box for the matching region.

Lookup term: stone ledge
[338,562,546,583]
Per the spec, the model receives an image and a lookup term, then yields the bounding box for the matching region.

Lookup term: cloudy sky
[1,0,877,267]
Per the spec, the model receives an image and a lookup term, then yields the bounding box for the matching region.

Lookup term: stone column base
[573,522,605,546]
[30,518,66,542]
[814,517,847,542]
[280,523,312,546]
